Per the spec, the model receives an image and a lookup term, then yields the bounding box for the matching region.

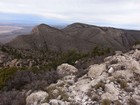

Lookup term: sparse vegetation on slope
[0,48,139,105]
[0,45,111,90]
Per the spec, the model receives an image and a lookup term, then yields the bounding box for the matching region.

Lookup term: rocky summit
[0,49,139,105]
[7,23,140,52]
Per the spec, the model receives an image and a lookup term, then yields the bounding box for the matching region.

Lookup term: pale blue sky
[0,0,140,29]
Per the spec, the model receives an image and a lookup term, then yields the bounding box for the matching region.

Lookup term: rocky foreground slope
[7,23,140,52]
[1,49,139,105]
[27,49,140,105]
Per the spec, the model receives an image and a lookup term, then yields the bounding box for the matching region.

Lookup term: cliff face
[7,23,140,52]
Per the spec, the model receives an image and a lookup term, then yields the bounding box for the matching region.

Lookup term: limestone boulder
[105,84,119,96]
[87,64,106,78]
[112,70,133,80]
[49,99,69,105]
[26,91,48,105]
[101,92,118,101]
[57,63,78,76]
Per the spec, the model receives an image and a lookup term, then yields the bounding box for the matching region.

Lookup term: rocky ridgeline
[24,49,140,105]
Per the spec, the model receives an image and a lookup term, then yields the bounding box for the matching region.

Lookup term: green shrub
[90,47,111,57]
[0,67,29,90]
[0,67,18,89]
[110,59,118,64]
[117,79,128,89]
[135,41,140,45]
[92,95,99,101]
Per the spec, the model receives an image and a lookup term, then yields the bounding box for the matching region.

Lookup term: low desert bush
[6,69,59,91]
[110,59,118,64]
[102,99,111,105]
[6,70,36,90]
[117,79,128,89]
[0,67,18,90]
[0,90,26,105]
[94,81,105,91]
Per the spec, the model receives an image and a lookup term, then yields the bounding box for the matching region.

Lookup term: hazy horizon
[0,0,140,30]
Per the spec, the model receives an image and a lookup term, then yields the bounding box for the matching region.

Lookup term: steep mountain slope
[7,23,140,52]
[63,23,140,50]
[7,24,77,51]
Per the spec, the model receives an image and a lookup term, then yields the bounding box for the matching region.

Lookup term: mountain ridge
[6,23,140,52]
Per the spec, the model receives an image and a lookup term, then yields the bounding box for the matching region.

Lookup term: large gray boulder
[101,92,117,101]
[41,103,50,105]
[87,64,106,78]
[57,63,78,76]
[49,99,69,105]
[104,84,119,101]
[26,91,48,105]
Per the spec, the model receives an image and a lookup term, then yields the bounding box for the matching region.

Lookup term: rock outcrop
[87,64,106,78]
[26,91,49,105]
[24,49,140,105]
[57,63,78,77]
[0,49,140,105]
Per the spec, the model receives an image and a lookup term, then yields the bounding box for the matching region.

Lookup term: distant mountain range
[6,23,140,52]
